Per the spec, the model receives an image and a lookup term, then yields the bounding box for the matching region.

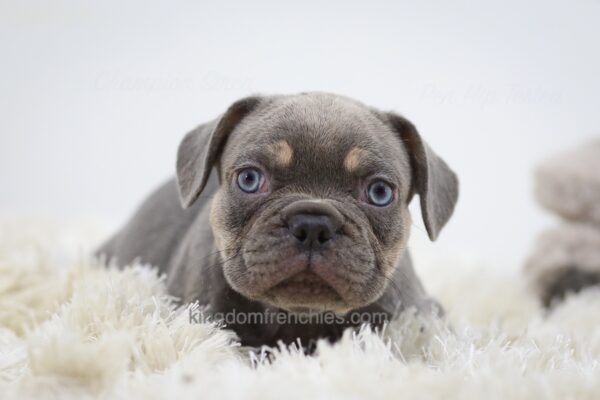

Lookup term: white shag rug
[1,219,599,399]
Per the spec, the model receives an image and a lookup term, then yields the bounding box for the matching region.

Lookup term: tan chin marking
[343,147,368,173]
[269,140,294,167]
[209,189,229,251]
[265,272,347,311]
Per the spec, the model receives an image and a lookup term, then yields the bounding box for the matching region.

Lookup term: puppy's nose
[287,214,336,247]
[280,199,344,248]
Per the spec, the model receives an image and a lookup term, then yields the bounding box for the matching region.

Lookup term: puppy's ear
[386,113,459,241]
[176,96,261,208]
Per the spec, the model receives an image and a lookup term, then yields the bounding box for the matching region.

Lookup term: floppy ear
[386,113,459,241]
[176,96,261,208]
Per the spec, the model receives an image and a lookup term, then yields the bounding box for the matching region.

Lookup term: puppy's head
[176,93,458,313]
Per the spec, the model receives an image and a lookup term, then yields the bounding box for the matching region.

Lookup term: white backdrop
[1,0,599,269]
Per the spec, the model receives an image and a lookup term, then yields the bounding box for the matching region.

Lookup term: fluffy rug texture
[1,219,599,400]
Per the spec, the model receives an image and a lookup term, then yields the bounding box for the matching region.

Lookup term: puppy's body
[100,176,430,347]
[99,93,458,347]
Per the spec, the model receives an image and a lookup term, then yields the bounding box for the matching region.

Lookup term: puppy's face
[177,93,458,313]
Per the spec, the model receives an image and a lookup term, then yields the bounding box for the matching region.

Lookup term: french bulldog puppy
[98,92,459,348]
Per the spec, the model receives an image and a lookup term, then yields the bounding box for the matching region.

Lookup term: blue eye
[237,168,262,193]
[367,181,394,206]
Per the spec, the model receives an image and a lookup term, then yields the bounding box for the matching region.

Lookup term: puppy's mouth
[264,270,344,311]
[229,214,385,312]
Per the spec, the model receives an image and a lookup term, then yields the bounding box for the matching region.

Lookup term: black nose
[287,214,336,247]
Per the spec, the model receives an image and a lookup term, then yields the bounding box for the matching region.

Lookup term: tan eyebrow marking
[269,140,294,167]
[344,147,368,173]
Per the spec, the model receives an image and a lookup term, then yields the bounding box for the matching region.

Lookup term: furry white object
[535,140,600,225]
[1,220,599,399]
[526,139,600,304]
[525,223,600,302]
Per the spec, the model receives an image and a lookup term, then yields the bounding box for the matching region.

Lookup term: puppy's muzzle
[280,200,344,250]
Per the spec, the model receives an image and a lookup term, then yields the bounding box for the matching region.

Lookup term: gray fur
[98,92,458,348]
